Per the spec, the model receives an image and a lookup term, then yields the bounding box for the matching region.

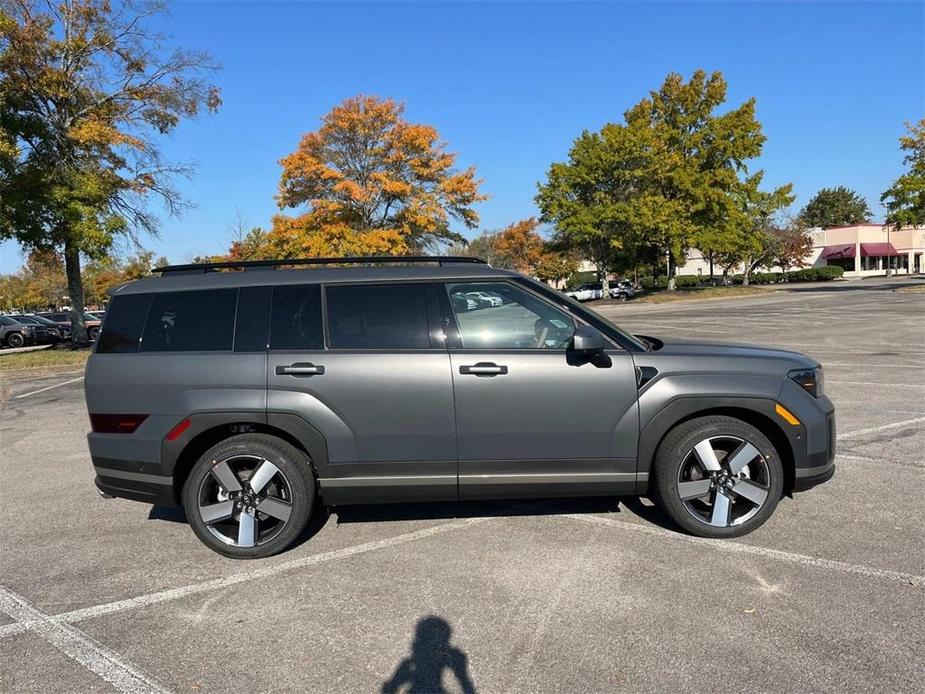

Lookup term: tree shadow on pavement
[381,616,476,694]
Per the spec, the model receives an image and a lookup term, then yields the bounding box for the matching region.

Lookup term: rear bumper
[89,428,178,507]
[94,471,175,506]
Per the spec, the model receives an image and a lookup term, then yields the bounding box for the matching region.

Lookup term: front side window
[141,289,236,352]
[445,282,575,350]
[326,283,432,349]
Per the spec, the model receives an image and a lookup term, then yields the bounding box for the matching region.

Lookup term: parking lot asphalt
[1,276,923,693]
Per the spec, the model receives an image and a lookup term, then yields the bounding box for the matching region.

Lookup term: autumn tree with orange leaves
[262,96,487,257]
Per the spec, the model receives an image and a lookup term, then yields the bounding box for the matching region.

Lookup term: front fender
[634,373,804,492]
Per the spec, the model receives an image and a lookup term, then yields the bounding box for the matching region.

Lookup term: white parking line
[0,586,169,694]
[13,375,84,399]
[563,514,925,587]
[828,381,925,388]
[0,516,490,641]
[838,415,925,440]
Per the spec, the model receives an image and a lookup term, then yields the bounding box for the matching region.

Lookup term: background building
[681,224,925,278]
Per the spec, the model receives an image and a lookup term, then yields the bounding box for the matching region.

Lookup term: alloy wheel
[676,435,771,528]
[197,454,294,548]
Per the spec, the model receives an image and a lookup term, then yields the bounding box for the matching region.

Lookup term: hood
[642,336,820,370]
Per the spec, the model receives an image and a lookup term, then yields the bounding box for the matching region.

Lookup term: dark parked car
[15,315,65,343]
[85,256,835,558]
[1,315,53,347]
[37,311,101,340]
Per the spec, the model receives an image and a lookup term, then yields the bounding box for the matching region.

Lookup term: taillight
[165,418,191,441]
[90,414,148,434]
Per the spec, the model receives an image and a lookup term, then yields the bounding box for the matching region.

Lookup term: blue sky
[1,0,923,272]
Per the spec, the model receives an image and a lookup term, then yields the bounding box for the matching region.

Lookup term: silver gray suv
[84,256,835,558]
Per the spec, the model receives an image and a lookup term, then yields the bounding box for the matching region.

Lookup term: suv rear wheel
[652,416,783,538]
[182,434,315,558]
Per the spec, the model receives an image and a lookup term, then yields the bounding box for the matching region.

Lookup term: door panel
[450,350,639,498]
[266,281,456,504]
[440,280,639,500]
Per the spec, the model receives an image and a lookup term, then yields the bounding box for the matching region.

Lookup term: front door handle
[276,362,325,377]
[459,362,508,377]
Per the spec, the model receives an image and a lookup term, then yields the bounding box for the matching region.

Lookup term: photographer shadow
[381,616,476,694]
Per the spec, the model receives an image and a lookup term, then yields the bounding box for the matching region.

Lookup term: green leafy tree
[799,186,872,228]
[536,122,647,296]
[0,0,220,342]
[538,70,790,291]
[717,175,795,285]
[882,120,925,229]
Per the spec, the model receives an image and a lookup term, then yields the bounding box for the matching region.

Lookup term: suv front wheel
[652,416,783,538]
[182,434,316,558]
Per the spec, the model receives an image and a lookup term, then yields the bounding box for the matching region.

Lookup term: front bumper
[778,379,836,493]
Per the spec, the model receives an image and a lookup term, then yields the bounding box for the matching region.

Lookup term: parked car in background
[465,290,504,308]
[36,311,102,340]
[566,281,635,302]
[14,315,65,343]
[608,280,635,301]
[451,293,479,312]
[565,282,603,302]
[0,315,51,347]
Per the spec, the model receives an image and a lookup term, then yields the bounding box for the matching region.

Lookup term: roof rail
[151,255,489,275]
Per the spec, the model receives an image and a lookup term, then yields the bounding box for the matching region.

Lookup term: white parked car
[466,291,504,308]
[565,283,603,302]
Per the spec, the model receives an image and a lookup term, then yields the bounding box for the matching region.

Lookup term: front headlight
[789,367,824,398]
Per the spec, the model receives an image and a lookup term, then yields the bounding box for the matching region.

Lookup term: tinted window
[141,289,236,352]
[0,316,17,326]
[235,286,271,352]
[96,294,152,354]
[445,282,575,350]
[270,284,324,350]
[326,283,431,349]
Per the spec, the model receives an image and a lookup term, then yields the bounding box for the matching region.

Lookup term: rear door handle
[459,362,508,376]
[275,363,325,377]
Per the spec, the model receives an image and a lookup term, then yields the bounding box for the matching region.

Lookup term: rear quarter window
[96,294,152,353]
[141,289,237,352]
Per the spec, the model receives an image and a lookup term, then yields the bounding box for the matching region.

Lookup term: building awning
[820,243,902,260]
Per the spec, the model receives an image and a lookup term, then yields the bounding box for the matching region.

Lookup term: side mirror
[571,325,605,355]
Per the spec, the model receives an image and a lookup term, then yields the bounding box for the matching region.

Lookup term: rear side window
[141,289,237,352]
[96,294,152,353]
[270,284,324,350]
[326,283,431,349]
[234,286,271,352]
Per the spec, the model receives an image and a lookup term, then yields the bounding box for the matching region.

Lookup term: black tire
[6,332,25,348]
[652,415,783,538]
[88,326,100,341]
[182,433,315,559]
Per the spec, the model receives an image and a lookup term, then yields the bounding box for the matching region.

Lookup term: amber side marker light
[775,403,801,426]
